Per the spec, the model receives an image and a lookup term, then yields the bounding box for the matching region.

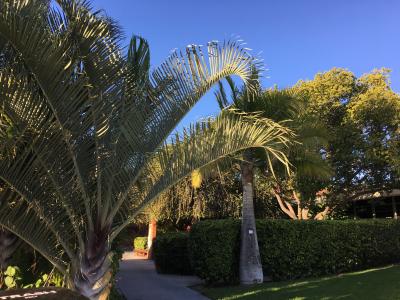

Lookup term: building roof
[353,189,400,201]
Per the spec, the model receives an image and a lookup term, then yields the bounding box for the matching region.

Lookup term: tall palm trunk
[0,227,18,270]
[239,150,263,284]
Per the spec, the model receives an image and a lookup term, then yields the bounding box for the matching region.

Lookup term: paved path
[116,252,209,300]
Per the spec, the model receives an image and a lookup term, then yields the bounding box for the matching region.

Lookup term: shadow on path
[116,252,209,300]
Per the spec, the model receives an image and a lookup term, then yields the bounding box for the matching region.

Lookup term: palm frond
[107,40,263,219]
[126,35,150,90]
[0,71,86,244]
[0,0,266,291]
[111,109,293,239]
[0,187,68,274]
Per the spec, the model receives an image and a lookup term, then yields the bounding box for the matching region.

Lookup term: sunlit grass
[198,265,400,300]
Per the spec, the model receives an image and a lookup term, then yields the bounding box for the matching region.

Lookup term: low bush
[109,245,126,300]
[0,244,59,290]
[153,232,192,275]
[133,236,148,250]
[188,219,400,284]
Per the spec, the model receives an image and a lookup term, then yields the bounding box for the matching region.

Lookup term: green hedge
[133,236,148,250]
[153,232,192,275]
[188,220,240,285]
[188,219,400,284]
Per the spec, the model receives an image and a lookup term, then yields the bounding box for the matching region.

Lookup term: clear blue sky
[92,0,400,130]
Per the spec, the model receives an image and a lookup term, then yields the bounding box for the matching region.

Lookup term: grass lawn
[198,265,400,300]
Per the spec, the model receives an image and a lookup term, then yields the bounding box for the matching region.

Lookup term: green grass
[198,265,400,300]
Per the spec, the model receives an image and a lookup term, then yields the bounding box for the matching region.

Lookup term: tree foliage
[142,167,285,228]
[296,68,400,198]
[215,79,332,219]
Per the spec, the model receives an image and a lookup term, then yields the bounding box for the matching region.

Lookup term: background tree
[0,1,293,299]
[251,89,332,220]
[296,68,400,200]
[140,167,284,230]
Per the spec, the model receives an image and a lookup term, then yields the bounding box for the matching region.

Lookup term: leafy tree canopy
[296,68,400,197]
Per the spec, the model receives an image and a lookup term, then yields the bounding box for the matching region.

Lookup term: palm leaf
[0,1,268,295]
[111,109,293,238]
[106,39,263,221]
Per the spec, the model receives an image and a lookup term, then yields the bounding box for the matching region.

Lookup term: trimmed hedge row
[133,236,148,250]
[188,220,240,284]
[258,219,400,280]
[188,219,400,284]
[153,232,192,275]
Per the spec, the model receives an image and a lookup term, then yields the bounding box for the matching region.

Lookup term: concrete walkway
[116,252,209,300]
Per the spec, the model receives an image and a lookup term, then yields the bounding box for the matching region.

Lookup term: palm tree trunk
[0,227,18,270]
[73,226,113,300]
[73,258,112,300]
[239,150,263,284]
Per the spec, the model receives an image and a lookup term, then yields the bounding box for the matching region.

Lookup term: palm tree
[215,80,286,284]
[247,89,331,221]
[216,79,329,284]
[0,1,293,299]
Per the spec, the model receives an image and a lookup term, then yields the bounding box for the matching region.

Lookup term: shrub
[109,245,126,300]
[133,237,148,250]
[153,232,192,275]
[0,244,57,290]
[188,219,240,285]
[0,265,64,290]
[258,219,400,280]
[188,219,400,284]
